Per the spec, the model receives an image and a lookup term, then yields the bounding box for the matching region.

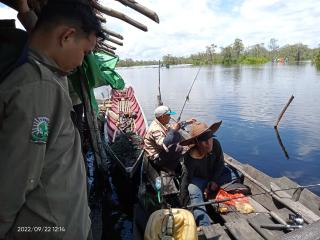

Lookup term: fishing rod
[177,67,201,122]
[186,183,320,209]
[157,60,163,106]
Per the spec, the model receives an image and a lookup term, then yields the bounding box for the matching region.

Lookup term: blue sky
[1,0,320,60]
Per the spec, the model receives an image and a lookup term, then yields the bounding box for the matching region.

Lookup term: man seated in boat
[180,121,242,227]
[144,105,194,173]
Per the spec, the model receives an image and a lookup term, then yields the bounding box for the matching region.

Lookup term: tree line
[117,38,320,68]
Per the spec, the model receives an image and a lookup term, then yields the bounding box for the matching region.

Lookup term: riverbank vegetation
[118,38,320,67]
[313,49,320,70]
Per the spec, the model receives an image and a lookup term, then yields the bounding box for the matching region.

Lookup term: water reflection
[110,63,320,195]
[274,128,290,159]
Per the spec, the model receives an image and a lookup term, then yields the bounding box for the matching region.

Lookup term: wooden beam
[96,14,106,23]
[106,36,123,46]
[274,95,294,128]
[96,45,116,56]
[101,42,117,51]
[91,1,148,32]
[115,0,159,23]
[102,28,124,40]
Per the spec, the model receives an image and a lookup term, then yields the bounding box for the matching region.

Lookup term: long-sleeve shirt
[0,48,90,240]
[184,138,225,183]
[144,119,169,160]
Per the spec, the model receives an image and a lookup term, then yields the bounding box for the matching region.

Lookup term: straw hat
[180,121,222,159]
[180,121,222,146]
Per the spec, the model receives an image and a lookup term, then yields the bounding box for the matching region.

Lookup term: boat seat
[118,99,131,114]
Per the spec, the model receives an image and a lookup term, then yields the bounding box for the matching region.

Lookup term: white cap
[154,105,176,118]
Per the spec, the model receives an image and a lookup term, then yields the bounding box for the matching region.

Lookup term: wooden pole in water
[157,60,163,106]
[274,95,294,129]
[274,128,290,159]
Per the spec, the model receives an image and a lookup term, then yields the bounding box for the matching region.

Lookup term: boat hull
[106,86,147,142]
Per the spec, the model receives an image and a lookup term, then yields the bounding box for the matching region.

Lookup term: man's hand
[208,181,219,192]
[171,122,181,131]
[204,181,219,199]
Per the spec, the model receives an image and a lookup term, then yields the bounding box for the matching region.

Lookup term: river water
[111,62,320,196]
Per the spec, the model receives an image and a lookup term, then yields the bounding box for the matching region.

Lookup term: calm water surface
[98,63,320,195]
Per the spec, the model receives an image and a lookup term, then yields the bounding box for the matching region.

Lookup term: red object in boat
[215,188,248,206]
[106,86,148,142]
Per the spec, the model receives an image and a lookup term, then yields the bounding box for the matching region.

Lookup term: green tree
[233,38,244,59]
[221,46,234,64]
[314,50,320,69]
[268,38,279,60]
[246,43,268,58]
[278,43,311,62]
[205,43,217,64]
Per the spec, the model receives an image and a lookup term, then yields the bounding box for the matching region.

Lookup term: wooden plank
[224,155,320,224]
[218,197,268,223]
[202,224,231,240]
[224,154,279,212]
[219,204,241,222]
[215,198,267,225]
[271,182,320,223]
[280,220,320,240]
[270,208,294,224]
[225,219,264,240]
[273,176,320,216]
[247,213,283,240]
[248,196,269,213]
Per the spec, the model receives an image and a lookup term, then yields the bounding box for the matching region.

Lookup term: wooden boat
[100,86,148,178]
[134,153,320,240]
[106,86,147,141]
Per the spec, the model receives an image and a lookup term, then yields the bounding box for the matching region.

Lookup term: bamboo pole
[157,60,163,106]
[101,42,117,50]
[102,28,124,40]
[96,45,116,55]
[274,95,294,129]
[96,14,106,23]
[106,36,123,46]
[91,1,148,32]
[115,0,160,23]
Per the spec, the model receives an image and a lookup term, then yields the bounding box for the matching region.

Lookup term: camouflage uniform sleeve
[0,74,65,237]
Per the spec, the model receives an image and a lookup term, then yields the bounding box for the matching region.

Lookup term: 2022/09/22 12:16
[17,226,66,232]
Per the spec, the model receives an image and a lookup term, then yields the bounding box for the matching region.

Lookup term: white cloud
[1,0,319,59]
[100,0,320,60]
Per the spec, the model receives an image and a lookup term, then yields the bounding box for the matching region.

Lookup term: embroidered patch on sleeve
[31,117,49,144]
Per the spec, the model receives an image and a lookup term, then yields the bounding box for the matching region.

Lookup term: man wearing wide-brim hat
[180,120,241,227]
